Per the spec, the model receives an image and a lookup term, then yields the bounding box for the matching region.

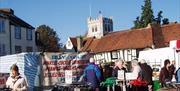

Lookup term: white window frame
[26,29,32,40]
[15,26,21,39]
[111,51,118,59]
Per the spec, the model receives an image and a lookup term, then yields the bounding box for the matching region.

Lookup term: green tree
[153,10,170,25]
[132,0,170,29]
[133,0,154,29]
[162,18,169,25]
[36,25,61,52]
[133,17,141,29]
[155,11,163,24]
[141,0,154,27]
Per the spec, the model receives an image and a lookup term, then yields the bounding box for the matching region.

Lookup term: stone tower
[87,14,113,39]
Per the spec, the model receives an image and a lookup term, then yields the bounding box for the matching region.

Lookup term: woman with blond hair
[112,59,126,77]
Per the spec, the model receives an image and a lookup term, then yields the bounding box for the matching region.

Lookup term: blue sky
[0,0,180,43]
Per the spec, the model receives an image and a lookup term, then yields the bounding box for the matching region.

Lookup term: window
[111,25,113,31]
[108,25,111,32]
[111,51,118,59]
[105,25,108,32]
[15,26,21,39]
[0,44,6,56]
[15,46,22,53]
[92,27,94,32]
[26,47,33,52]
[0,20,5,33]
[26,29,32,40]
[95,27,97,32]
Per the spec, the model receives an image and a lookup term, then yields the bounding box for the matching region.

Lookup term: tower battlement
[87,14,113,39]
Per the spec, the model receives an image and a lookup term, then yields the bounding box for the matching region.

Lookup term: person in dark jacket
[97,61,105,81]
[169,60,176,80]
[176,67,180,82]
[139,59,153,90]
[83,57,102,91]
[103,64,113,80]
[159,59,171,87]
[112,59,126,91]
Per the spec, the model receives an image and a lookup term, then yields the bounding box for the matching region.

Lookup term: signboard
[0,52,91,87]
[118,70,124,80]
[42,52,90,86]
[170,40,180,49]
[65,70,72,84]
[125,72,136,80]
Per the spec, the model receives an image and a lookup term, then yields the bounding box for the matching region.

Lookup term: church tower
[87,13,113,39]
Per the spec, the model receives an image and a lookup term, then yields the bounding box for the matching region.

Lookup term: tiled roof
[81,27,153,53]
[80,37,94,52]
[162,23,180,45]
[151,23,180,48]
[81,23,180,53]
[70,37,77,48]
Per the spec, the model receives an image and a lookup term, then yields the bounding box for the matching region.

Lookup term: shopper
[130,59,147,91]
[131,59,141,79]
[159,59,171,87]
[6,64,28,91]
[103,63,113,80]
[83,57,102,91]
[169,60,176,80]
[139,59,153,91]
[112,59,127,91]
[112,59,126,77]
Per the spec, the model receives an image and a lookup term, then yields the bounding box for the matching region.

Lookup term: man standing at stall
[83,57,102,91]
[139,59,153,91]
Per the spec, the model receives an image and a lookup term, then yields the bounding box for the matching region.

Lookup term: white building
[87,14,113,39]
[64,37,83,52]
[0,8,37,56]
[81,23,180,63]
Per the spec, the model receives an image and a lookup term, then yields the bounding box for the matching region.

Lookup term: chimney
[146,23,152,28]
[0,8,14,15]
[77,36,83,51]
[151,23,165,48]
